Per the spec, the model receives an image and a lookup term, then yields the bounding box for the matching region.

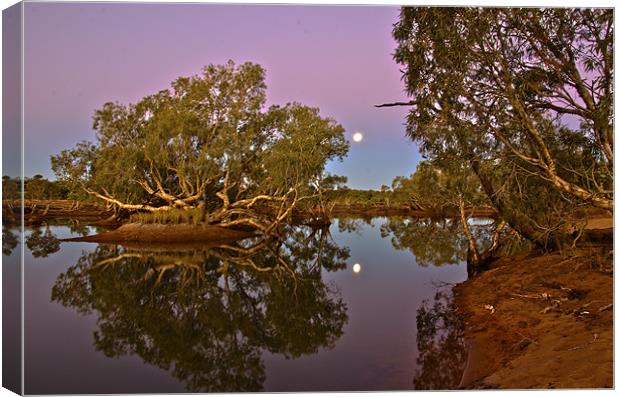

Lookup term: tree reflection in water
[51,225,350,392]
[3,226,62,258]
[413,288,467,390]
[2,226,18,256]
[381,216,522,271]
[380,217,467,267]
[26,227,61,258]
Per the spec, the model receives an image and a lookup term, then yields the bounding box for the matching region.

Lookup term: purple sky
[20,2,420,189]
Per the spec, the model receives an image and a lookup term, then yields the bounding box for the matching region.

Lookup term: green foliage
[322,159,489,218]
[259,105,348,195]
[3,226,62,258]
[2,176,19,200]
[2,227,18,256]
[391,8,614,246]
[49,142,101,202]
[380,216,529,268]
[25,227,61,258]
[2,175,72,200]
[51,61,349,212]
[320,174,348,191]
[392,159,489,215]
[326,188,393,207]
[381,218,467,267]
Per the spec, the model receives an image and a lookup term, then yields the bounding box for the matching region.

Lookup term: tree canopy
[387,7,613,248]
[390,160,489,215]
[51,61,348,231]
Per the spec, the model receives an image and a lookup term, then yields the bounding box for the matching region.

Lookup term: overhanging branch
[374,100,417,108]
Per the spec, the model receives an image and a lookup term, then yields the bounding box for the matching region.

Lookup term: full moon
[352,132,363,142]
[352,263,362,273]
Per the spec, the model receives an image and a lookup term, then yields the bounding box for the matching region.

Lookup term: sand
[454,245,613,389]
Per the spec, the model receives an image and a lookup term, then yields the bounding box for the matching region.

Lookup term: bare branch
[374,100,417,108]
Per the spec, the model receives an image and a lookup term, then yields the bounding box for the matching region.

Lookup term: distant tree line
[3,169,478,217]
[324,166,487,214]
[2,175,72,201]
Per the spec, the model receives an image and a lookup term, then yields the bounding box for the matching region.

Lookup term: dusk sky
[16,2,420,190]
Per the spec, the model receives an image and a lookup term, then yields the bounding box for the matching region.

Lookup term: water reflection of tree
[380,218,467,266]
[336,216,374,235]
[381,217,524,272]
[26,227,61,257]
[3,226,61,257]
[2,227,18,256]
[51,226,350,392]
[65,220,93,237]
[413,289,467,390]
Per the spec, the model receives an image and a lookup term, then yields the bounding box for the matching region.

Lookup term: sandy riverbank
[454,240,613,389]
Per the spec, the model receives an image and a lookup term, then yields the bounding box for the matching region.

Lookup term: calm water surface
[5,217,469,393]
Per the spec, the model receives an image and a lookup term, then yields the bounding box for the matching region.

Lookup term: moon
[352,132,363,142]
[352,263,361,273]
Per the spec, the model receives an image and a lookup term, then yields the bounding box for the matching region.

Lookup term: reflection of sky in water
[14,218,468,393]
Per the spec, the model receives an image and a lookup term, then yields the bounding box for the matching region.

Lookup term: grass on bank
[129,208,208,225]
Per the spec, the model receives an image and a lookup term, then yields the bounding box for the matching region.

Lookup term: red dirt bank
[62,223,256,244]
[454,246,613,389]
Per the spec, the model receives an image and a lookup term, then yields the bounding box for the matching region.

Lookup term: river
[3,217,469,393]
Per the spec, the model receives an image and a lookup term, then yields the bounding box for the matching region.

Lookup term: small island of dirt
[454,242,613,389]
[63,223,256,244]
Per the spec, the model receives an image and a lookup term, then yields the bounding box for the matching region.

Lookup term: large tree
[52,61,348,232]
[383,7,613,247]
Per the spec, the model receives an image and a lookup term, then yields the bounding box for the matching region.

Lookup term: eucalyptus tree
[384,7,613,247]
[2,176,20,200]
[52,61,348,232]
[390,160,490,216]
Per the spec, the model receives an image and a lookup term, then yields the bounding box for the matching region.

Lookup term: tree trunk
[469,159,559,251]
[459,197,507,278]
